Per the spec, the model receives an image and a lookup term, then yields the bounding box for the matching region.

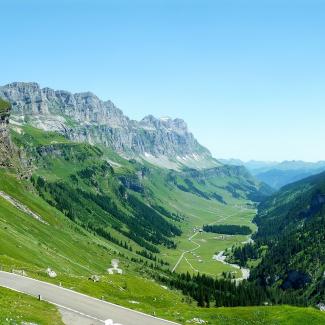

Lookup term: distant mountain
[219,158,325,189]
[218,159,278,172]
[254,161,325,189]
[218,158,245,166]
[0,82,219,170]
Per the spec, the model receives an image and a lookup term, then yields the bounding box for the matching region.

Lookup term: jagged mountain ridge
[0,82,216,169]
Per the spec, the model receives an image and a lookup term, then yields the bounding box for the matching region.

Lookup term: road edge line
[0,271,180,325]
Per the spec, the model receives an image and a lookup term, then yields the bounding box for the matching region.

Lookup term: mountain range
[0,82,218,170]
[0,83,270,256]
[220,159,325,189]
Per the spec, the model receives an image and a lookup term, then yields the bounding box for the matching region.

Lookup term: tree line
[157,272,307,308]
[203,224,252,235]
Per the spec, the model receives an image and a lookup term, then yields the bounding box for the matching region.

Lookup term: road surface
[0,271,179,325]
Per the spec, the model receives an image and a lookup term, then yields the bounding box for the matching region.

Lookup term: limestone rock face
[0,100,14,167]
[0,82,216,168]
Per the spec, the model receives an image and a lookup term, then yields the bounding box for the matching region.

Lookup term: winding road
[0,271,179,325]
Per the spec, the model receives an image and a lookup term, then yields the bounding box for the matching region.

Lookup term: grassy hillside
[9,125,270,277]
[247,172,325,304]
[2,124,325,323]
[3,169,324,324]
[0,169,143,274]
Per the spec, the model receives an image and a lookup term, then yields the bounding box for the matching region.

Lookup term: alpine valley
[1,82,325,325]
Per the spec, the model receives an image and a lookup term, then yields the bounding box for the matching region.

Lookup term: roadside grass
[2,278,325,325]
[2,269,325,325]
[192,305,325,325]
[0,286,64,325]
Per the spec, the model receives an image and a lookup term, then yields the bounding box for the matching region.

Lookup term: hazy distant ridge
[219,159,325,189]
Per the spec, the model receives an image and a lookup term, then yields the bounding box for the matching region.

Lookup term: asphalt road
[0,271,179,325]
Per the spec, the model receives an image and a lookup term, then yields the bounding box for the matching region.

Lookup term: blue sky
[1,0,324,161]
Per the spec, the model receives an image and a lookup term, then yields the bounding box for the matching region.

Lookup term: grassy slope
[8,127,266,277]
[0,167,197,323]
[17,127,185,252]
[10,125,260,278]
[3,176,321,324]
[0,287,64,325]
[0,170,131,275]
[1,126,325,323]
[11,127,159,255]
[251,171,325,303]
[197,305,325,325]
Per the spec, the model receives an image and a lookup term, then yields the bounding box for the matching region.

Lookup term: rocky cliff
[0,99,14,167]
[0,82,217,169]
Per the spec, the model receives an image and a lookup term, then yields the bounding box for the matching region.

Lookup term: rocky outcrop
[0,99,14,167]
[0,82,215,168]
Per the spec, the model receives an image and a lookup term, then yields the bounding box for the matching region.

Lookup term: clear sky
[1,0,324,161]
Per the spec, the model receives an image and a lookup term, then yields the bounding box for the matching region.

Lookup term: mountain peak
[140,115,188,134]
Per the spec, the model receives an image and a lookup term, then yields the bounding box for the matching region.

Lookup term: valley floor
[163,203,256,278]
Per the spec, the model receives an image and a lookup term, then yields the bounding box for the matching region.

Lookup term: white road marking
[50,302,106,323]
